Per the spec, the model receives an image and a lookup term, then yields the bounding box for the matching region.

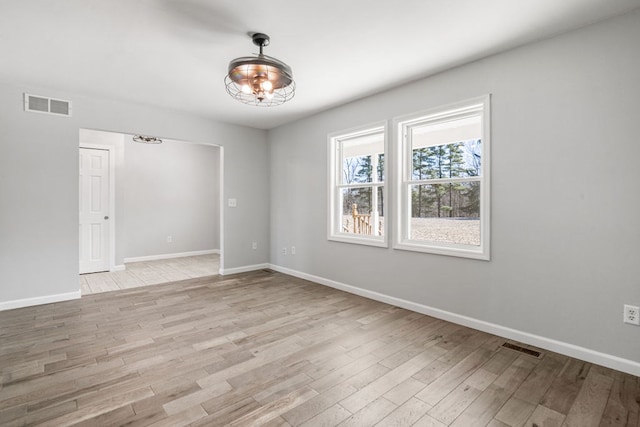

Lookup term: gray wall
[268,10,640,363]
[0,83,269,303]
[124,135,220,260]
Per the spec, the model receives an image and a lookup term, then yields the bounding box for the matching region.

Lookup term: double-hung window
[328,122,387,247]
[395,96,490,259]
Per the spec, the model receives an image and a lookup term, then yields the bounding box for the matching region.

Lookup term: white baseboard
[269,264,640,377]
[111,264,126,272]
[219,263,270,276]
[124,249,220,264]
[0,290,81,312]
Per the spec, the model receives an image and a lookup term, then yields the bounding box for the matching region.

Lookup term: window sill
[394,241,489,260]
[328,234,388,248]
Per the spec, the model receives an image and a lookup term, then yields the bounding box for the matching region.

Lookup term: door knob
[104,216,109,220]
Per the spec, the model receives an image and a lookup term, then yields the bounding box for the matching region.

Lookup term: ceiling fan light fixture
[133,135,163,144]
[224,33,295,107]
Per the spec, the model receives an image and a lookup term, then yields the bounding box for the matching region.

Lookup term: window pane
[377,153,385,182]
[409,182,480,245]
[410,114,481,180]
[377,186,385,236]
[412,140,481,180]
[340,132,384,184]
[343,155,372,183]
[377,186,385,218]
[340,187,384,236]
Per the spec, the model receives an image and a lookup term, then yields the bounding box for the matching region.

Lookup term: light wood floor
[1,270,638,426]
[80,254,220,295]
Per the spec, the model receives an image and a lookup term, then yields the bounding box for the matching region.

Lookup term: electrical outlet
[282,247,287,255]
[624,304,640,325]
[166,236,172,243]
[291,246,296,255]
[228,198,237,207]
[252,241,257,250]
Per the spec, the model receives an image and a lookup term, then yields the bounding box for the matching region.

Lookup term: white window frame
[327,121,388,247]
[394,95,491,260]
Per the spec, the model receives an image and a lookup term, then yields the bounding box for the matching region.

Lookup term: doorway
[78,129,222,294]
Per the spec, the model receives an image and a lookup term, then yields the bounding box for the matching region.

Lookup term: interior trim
[124,249,220,264]
[0,290,81,312]
[219,263,270,276]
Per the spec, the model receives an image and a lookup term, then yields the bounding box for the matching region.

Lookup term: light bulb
[261,80,273,92]
[241,84,252,94]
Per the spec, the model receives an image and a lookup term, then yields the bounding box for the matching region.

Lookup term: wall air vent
[24,93,72,117]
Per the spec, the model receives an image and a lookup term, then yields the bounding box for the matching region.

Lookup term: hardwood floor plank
[196,339,304,389]
[3,400,77,427]
[0,270,636,426]
[464,367,499,392]
[253,373,313,404]
[413,413,448,427]
[228,386,318,426]
[298,348,356,381]
[343,363,391,390]
[308,353,380,393]
[493,357,538,392]
[336,396,396,426]
[0,357,126,410]
[449,384,512,427]
[415,347,495,406]
[298,403,352,427]
[448,357,536,426]
[383,377,428,406]
[261,415,293,427]
[513,352,567,405]
[162,381,231,416]
[72,405,136,427]
[412,359,452,385]
[0,403,27,425]
[620,373,640,427]
[376,396,432,426]
[563,369,614,427]
[133,379,202,416]
[525,404,565,427]
[493,396,536,426]
[427,382,482,424]
[149,405,208,427]
[38,386,155,427]
[34,372,141,412]
[340,348,443,413]
[190,396,261,427]
[281,382,358,426]
[479,350,519,376]
[540,358,592,415]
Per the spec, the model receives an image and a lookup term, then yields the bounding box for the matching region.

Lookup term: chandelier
[224,33,295,107]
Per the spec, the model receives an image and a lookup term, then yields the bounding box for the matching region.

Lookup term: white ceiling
[1,0,639,130]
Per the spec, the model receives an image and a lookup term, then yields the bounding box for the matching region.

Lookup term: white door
[79,148,110,274]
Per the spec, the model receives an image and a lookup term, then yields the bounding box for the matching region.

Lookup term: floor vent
[501,342,543,358]
[24,93,72,117]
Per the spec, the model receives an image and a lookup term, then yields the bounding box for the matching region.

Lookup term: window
[328,122,387,247]
[395,96,490,259]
